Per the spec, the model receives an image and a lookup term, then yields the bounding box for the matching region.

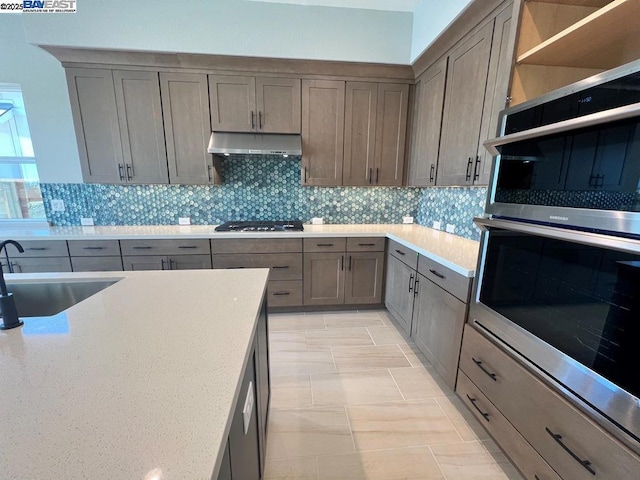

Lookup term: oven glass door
[479,228,640,399]
[492,116,640,213]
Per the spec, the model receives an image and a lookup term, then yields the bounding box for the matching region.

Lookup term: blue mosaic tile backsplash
[40,155,487,240]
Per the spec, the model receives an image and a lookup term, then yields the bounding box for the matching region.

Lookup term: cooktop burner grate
[215,220,304,232]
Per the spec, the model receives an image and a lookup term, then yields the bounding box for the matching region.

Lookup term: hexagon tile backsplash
[40,155,486,240]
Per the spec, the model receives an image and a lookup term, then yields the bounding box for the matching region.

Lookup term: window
[0,84,44,220]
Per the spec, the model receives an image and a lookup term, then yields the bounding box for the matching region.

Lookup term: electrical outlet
[80,217,94,226]
[178,217,191,225]
[312,217,324,225]
[445,224,456,234]
[50,199,65,212]
[433,221,442,230]
[402,216,414,224]
[242,381,254,435]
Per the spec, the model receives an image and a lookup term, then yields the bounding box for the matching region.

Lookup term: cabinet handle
[160,258,166,270]
[126,163,133,181]
[272,292,290,296]
[348,255,352,271]
[376,167,379,184]
[207,164,213,182]
[394,249,406,256]
[251,111,255,130]
[10,261,21,273]
[545,427,596,476]
[534,476,540,480]
[358,243,376,246]
[413,278,419,297]
[132,246,153,250]
[340,255,344,271]
[118,163,125,181]
[317,243,334,247]
[228,266,245,269]
[25,247,47,251]
[472,358,497,381]
[169,259,175,270]
[429,268,445,280]
[178,245,198,249]
[465,157,473,181]
[473,155,481,181]
[369,167,373,185]
[304,166,308,183]
[466,394,490,421]
[82,246,104,250]
[409,273,414,292]
[272,265,289,269]
[429,163,435,183]
[259,111,263,129]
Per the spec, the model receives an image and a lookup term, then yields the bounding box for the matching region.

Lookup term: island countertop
[0,269,269,480]
[0,223,480,277]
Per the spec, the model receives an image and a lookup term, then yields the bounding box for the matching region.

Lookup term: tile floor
[264,309,523,480]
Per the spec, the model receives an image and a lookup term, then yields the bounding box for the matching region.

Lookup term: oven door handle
[484,101,640,156]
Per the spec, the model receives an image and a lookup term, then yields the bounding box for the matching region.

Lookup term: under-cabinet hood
[207,132,302,156]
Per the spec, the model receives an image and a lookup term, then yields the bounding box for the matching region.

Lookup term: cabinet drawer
[9,257,72,273]
[387,239,418,270]
[460,325,640,480]
[17,240,69,257]
[417,255,471,302]
[68,240,121,257]
[120,239,210,256]
[211,238,302,254]
[346,237,385,252]
[71,256,124,272]
[213,253,302,281]
[267,281,303,307]
[456,371,561,480]
[303,237,346,252]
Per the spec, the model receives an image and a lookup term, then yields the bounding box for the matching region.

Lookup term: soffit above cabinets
[244,0,421,12]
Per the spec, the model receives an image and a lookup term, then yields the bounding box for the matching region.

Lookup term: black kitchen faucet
[0,240,24,330]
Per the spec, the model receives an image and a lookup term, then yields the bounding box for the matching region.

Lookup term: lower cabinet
[384,253,417,334]
[71,256,124,272]
[123,254,212,271]
[8,256,72,273]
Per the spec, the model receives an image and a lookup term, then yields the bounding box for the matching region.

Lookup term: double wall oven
[473,60,640,450]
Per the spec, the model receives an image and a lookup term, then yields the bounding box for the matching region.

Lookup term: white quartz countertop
[0,269,269,480]
[0,223,480,276]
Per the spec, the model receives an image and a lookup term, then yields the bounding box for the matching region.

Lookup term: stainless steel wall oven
[474,60,640,450]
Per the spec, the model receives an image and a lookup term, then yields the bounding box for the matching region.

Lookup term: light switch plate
[312,217,324,225]
[243,381,254,435]
[433,221,442,230]
[445,224,456,234]
[178,217,191,225]
[50,199,65,212]
[402,216,414,224]
[80,217,94,226]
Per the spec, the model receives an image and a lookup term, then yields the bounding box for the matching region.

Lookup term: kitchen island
[0,269,270,480]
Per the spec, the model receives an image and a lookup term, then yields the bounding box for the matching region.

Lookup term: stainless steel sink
[7,281,118,317]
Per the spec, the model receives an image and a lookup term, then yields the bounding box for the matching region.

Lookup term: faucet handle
[0,293,23,330]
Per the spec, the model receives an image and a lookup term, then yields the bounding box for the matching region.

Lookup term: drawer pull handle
[272,265,289,269]
[429,268,445,280]
[395,249,406,256]
[466,394,490,421]
[178,245,198,249]
[26,247,47,251]
[358,243,376,246]
[132,246,153,250]
[545,427,596,476]
[82,246,104,250]
[409,273,415,292]
[534,476,540,480]
[472,358,497,381]
[272,292,290,296]
[317,243,334,247]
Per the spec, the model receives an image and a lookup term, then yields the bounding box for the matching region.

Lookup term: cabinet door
[255,300,270,475]
[66,68,123,184]
[384,254,415,334]
[256,77,301,133]
[9,257,72,274]
[167,254,212,270]
[113,70,168,184]
[407,58,447,186]
[374,83,409,186]
[301,80,345,186]
[343,82,378,186]
[303,252,345,305]
[216,441,232,480]
[476,8,516,185]
[122,255,166,271]
[412,275,466,389]
[160,73,218,185]
[71,256,123,272]
[345,251,384,304]
[209,75,256,132]
[437,21,494,186]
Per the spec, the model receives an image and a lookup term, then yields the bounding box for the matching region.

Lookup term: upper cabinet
[68,68,170,184]
[511,0,640,105]
[373,83,409,186]
[342,82,377,186]
[209,75,301,133]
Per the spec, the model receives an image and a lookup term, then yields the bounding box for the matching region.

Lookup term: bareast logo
[23,0,76,12]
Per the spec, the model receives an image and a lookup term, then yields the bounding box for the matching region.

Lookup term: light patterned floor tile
[306,327,374,348]
[271,375,313,409]
[311,369,403,406]
[267,407,355,460]
[367,325,411,345]
[430,441,520,480]
[264,456,319,480]
[347,399,462,450]
[435,395,491,441]
[270,331,309,352]
[317,446,445,480]
[399,342,432,367]
[323,312,385,329]
[390,367,453,399]
[271,350,336,376]
[332,345,411,372]
[270,314,326,332]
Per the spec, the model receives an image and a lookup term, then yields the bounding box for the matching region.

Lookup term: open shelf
[517,0,640,69]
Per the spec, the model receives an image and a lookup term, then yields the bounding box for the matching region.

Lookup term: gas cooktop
[215,220,304,232]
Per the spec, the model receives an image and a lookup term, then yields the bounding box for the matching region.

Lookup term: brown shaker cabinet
[342,82,378,186]
[374,83,409,186]
[209,75,301,133]
[407,58,447,187]
[384,253,416,335]
[303,252,345,305]
[344,251,384,304]
[160,72,220,185]
[437,21,494,186]
[301,79,345,186]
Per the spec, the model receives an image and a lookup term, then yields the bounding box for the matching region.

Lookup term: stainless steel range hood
[207,132,302,156]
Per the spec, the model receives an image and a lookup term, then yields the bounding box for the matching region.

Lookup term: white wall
[410,0,472,61]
